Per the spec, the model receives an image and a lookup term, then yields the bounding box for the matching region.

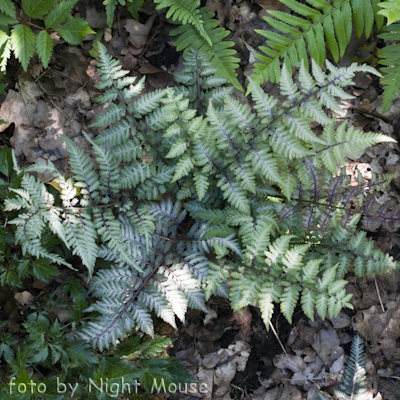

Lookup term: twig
[374,275,385,313]
[269,321,287,355]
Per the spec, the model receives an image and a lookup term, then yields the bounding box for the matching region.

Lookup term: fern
[154,0,212,46]
[378,0,400,25]
[79,203,214,351]
[251,0,384,85]
[378,23,400,113]
[171,7,242,90]
[5,44,400,351]
[317,335,370,400]
[103,0,145,27]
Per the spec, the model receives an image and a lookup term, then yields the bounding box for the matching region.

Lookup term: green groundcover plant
[3,43,399,356]
[1,0,399,398]
[0,0,242,90]
[0,0,94,71]
[0,144,194,399]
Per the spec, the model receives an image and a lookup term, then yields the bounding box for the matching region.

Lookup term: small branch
[269,321,287,355]
[374,275,385,313]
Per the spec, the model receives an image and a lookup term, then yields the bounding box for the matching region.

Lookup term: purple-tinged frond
[361,195,374,215]
[341,186,359,209]
[320,176,343,230]
[280,203,301,220]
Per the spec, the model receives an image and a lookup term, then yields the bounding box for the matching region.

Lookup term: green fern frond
[171,7,242,90]
[281,284,301,324]
[378,23,400,113]
[0,32,11,72]
[63,136,100,201]
[319,120,395,173]
[154,0,212,46]
[103,0,144,27]
[258,286,280,328]
[378,0,400,25]
[94,209,141,271]
[78,199,215,350]
[251,0,382,85]
[82,131,121,194]
[126,0,144,20]
[127,206,155,253]
[63,212,98,277]
[103,0,120,28]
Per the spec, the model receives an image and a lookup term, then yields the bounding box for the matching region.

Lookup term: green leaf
[36,30,53,68]
[0,226,14,246]
[0,145,13,177]
[32,258,59,282]
[17,259,30,277]
[45,0,78,28]
[0,267,22,287]
[103,0,118,28]
[155,0,212,46]
[0,31,11,71]
[127,0,144,20]
[0,342,15,363]
[67,343,97,366]
[378,0,400,25]
[10,24,35,71]
[22,0,55,18]
[0,12,18,26]
[62,278,85,301]
[89,28,103,57]
[116,336,172,358]
[55,18,94,45]
[138,359,173,391]
[194,172,209,200]
[0,0,16,19]
[281,284,301,323]
[70,294,88,321]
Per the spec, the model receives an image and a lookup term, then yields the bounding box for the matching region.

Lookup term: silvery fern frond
[5,45,400,352]
[318,335,370,400]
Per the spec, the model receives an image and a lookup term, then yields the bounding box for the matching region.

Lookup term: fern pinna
[171,7,242,90]
[378,23,400,113]
[4,43,399,350]
[154,0,212,46]
[252,0,385,85]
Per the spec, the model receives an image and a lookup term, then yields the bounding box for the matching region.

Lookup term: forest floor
[1,0,400,399]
